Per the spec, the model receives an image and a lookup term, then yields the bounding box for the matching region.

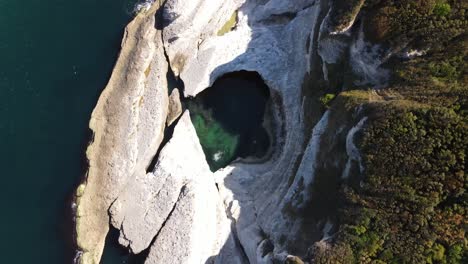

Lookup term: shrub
[308,1,467,263]
[320,93,336,107]
[433,2,451,16]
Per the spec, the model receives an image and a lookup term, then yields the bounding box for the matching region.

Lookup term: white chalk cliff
[75,0,386,263]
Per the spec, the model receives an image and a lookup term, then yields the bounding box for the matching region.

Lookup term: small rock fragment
[166,88,182,126]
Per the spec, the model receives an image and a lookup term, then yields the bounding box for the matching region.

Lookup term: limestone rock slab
[162,0,244,76]
[75,3,168,263]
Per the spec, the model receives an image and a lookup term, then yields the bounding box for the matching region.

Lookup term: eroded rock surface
[75,3,168,263]
[161,0,377,262]
[76,0,385,263]
[162,0,244,77]
[164,0,324,261]
[109,111,238,262]
[141,112,244,264]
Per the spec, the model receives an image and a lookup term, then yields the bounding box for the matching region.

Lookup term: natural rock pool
[186,71,271,171]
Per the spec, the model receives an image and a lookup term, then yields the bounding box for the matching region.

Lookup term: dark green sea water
[0,1,272,263]
[0,0,139,263]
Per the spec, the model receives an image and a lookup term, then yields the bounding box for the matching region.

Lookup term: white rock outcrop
[75,3,169,263]
[162,0,244,77]
[76,0,380,263]
[161,0,331,262]
[109,111,242,263]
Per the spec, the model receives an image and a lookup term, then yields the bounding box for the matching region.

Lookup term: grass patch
[217,11,238,36]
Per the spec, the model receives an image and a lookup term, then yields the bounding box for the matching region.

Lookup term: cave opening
[186,71,271,172]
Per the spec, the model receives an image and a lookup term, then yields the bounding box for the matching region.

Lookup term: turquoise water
[0,0,138,263]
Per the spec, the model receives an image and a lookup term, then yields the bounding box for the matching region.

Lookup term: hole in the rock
[100,226,147,264]
[166,54,184,93]
[186,71,271,172]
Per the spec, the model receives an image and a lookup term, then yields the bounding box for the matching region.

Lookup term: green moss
[217,11,238,36]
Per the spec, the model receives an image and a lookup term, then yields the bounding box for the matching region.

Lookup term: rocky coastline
[73,0,453,263]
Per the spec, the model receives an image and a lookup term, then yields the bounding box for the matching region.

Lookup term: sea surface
[0,0,139,263]
[0,1,273,263]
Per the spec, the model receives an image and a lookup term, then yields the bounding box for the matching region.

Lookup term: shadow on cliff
[199,0,369,262]
[198,1,317,262]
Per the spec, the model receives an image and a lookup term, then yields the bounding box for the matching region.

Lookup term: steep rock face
[213,100,369,262]
[75,3,168,263]
[142,111,244,264]
[160,0,379,262]
[317,7,390,87]
[165,0,320,98]
[76,0,383,263]
[161,0,244,77]
[108,111,237,261]
[162,0,323,261]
